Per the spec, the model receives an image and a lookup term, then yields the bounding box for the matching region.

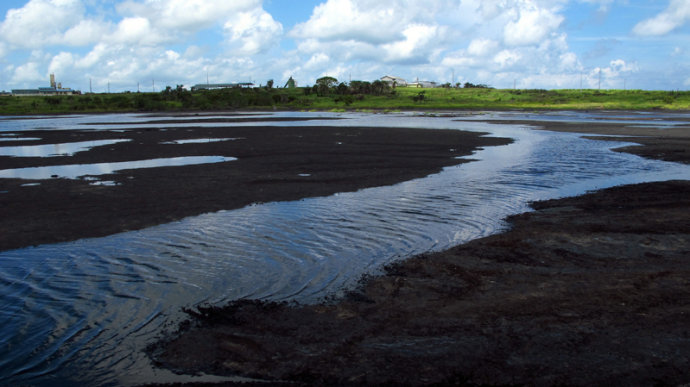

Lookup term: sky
[0,0,688,92]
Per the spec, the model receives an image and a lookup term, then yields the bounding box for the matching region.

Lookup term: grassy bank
[1,86,689,115]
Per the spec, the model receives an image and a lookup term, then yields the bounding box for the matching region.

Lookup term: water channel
[1,111,689,386]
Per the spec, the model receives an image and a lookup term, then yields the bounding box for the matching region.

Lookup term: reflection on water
[0,156,235,179]
[0,137,42,141]
[0,112,689,386]
[160,137,244,144]
[0,139,130,157]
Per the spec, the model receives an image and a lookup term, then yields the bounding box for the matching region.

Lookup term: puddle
[0,139,130,157]
[0,156,236,180]
[160,138,244,145]
[0,137,42,142]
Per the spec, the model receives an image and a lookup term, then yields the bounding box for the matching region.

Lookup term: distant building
[380,75,407,87]
[12,74,77,96]
[191,82,254,91]
[408,80,439,88]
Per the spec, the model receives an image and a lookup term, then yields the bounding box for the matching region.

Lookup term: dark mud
[151,180,690,386]
[0,124,509,251]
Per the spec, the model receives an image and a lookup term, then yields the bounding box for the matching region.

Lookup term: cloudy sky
[0,0,688,92]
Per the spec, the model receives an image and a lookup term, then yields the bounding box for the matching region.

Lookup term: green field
[1,86,689,115]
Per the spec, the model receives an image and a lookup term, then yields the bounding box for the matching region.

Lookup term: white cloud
[494,49,522,68]
[503,4,564,46]
[48,52,75,75]
[467,38,500,57]
[109,17,159,45]
[13,61,43,83]
[290,0,453,66]
[633,0,690,36]
[0,0,88,48]
[62,20,108,46]
[381,24,444,64]
[291,0,406,44]
[112,0,282,54]
[588,59,639,88]
[117,0,261,32]
[223,8,283,55]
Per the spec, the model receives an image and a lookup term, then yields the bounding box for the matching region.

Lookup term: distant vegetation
[1,79,689,115]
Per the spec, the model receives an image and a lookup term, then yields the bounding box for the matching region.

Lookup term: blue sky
[0,0,688,92]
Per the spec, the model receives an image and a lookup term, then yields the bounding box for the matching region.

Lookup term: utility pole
[89,78,92,93]
[137,82,140,93]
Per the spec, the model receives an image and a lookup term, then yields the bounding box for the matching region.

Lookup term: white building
[380,75,408,87]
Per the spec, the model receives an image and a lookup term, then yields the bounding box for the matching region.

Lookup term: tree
[315,76,337,96]
[266,79,274,89]
[315,76,338,88]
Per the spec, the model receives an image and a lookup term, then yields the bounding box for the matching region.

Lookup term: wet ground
[148,116,690,386]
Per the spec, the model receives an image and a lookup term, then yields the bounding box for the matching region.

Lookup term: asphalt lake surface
[1,111,689,385]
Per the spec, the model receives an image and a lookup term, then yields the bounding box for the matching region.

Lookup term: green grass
[1,87,689,115]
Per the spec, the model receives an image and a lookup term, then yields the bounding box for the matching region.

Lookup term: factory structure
[190,82,254,91]
[11,74,78,96]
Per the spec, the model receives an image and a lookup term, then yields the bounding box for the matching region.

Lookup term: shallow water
[0,139,130,157]
[0,155,235,180]
[0,112,689,386]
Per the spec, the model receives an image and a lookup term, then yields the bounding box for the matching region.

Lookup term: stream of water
[1,111,689,386]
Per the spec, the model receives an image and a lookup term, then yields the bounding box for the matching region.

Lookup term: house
[380,75,407,87]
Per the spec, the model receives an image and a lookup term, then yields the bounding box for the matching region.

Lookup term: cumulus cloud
[292,0,407,44]
[115,0,282,52]
[503,4,564,46]
[117,0,261,32]
[0,0,90,48]
[467,38,500,57]
[290,0,452,68]
[223,8,283,55]
[633,0,690,36]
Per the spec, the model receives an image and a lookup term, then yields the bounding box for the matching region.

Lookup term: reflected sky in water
[0,155,235,179]
[0,139,130,157]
